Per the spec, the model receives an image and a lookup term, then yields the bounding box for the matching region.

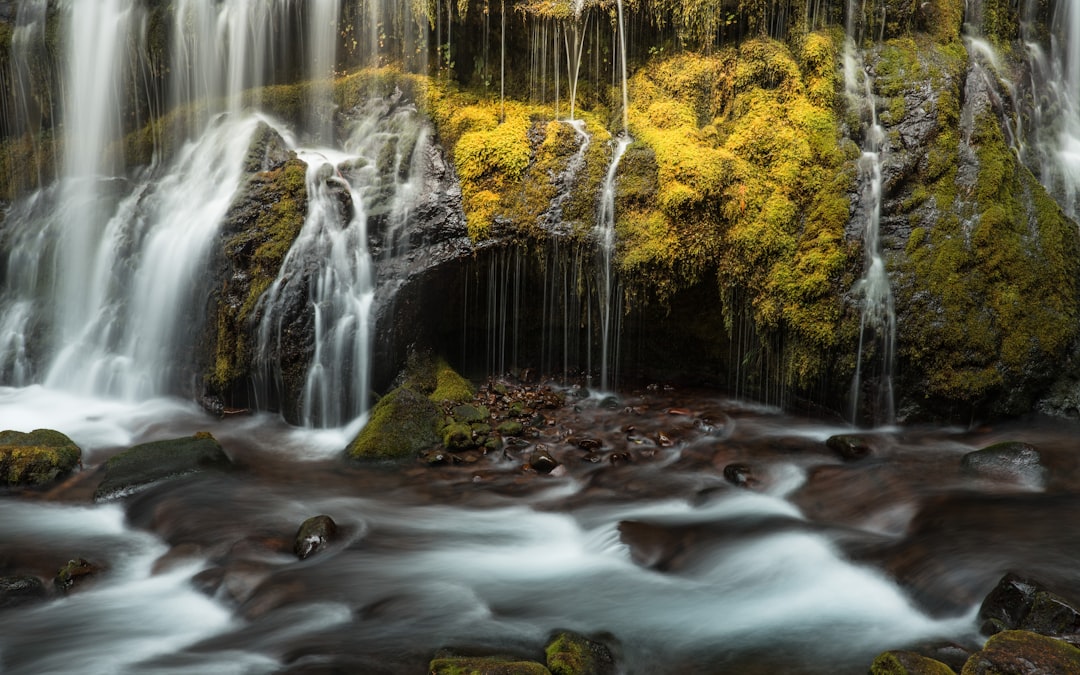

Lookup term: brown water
[2,382,1078,674]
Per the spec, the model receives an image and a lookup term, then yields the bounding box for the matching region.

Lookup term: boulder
[530,448,558,474]
[346,387,440,460]
[0,429,81,486]
[978,573,1040,635]
[545,630,616,675]
[1021,591,1080,637]
[870,650,956,675]
[54,558,101,593]
[961,630,1080,675]
[0,575,47,608]
[825,434,874,461]
[94,432,232,500]
[293,515,338,560]
[961,442,1045,485]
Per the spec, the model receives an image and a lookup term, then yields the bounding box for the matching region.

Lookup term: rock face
[0,429,81,486]
[94,433,232,500]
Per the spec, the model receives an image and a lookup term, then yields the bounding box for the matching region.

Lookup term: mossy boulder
[93,433,232,500]
[870,650,956,675]
[545,630,616,675]
[443,422,475,450]
[346,387,441,460]
[428,655,551,675]
[0,429,81,486]
[961,630,1080,674]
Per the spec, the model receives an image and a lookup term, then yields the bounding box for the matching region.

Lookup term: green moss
[428,656,551,675]
[870,650,955,674]
[430,359,477,404]
[623,37,854,388]
[443,422,474,450]
[0,429,81,486]
[545,631,615,675]
[346,386,441,460]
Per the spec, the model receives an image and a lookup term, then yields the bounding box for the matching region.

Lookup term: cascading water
[596,136,630,391]
[253,99,432,429]
[1018,0,1080,217]
[845,13,896,426]
[307,0,341,144]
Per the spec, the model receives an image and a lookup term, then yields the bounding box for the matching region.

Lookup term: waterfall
[1018,0,1080,217]
[597,136,630,391]
[253,98,432,428]
[845,14,896,426]
[308,0,340,145]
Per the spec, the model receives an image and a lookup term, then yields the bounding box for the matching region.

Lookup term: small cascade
[253,100,431,428]
[1019,0,1080,217]
[845,22,896,426]
[596,136,631,391]
[541,119,591,231]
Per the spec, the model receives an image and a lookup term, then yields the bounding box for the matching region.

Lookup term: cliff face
[0,0,1078,423]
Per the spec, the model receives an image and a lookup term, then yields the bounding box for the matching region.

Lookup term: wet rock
[422,449,455,465]
[530,448,558,474]
[869,650,955,674]
[825,434,873,461]
[0,428,81,486]
[94,432,231,500]
[0,575,47,608]
[961,442,1045,485]
[346,387,441,460]
[54,558,101,593]
[723,463,757,489]
[497,421,524,437]
[608,451,631,465]
[293,515,338,560]
[979,573,1040,635]
[545,630,616,675]
[1021,591,1080,637]
[573,437,602,451]
[443,422,474,451]
[960,630,1080,674]
[452,404,489,424]
[429,655,551,674]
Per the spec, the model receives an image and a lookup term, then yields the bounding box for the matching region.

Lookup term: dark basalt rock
[0,575,47,608]
[723,463,757,488]
[0,428,81,486]
[825,434,874,461]
[530,448,558,474]
[293,515,338,560]
[961,441,1045,485]
[93,432,232,501]
[979,573,1040,635]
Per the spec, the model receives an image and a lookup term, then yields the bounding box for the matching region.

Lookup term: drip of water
[597,136,631,391]
[845,30,897,426]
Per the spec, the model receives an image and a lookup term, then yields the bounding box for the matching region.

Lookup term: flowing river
[5,381,1079,674]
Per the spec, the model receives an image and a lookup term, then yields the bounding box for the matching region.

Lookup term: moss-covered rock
[870,650,956,675]
[0,429,81,486]
[960,630,1080,674]
[346,386,441,460]
[544,630,616,675]
[93,433,232,500]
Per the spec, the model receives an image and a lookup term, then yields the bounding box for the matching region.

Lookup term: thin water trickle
[597,136,631,391]
[845,25,897,426]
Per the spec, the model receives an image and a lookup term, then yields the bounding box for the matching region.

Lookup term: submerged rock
[825,434,874,461]
[0,429,81,486]
[293,515,338,560]
[961,442,1045,485]
[428,655,551,674]
[93,432,232,500]
[545,630,616,675]
[54,558,101,593]
[960,630,1080,674]
[0,575,47,608]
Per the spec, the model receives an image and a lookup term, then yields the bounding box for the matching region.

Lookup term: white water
[307,0,341,145]
[844,29,897,426]
[597,136,631,391]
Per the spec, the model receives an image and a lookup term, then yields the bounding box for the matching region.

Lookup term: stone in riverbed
[293,515,338,560]
[530,448,558,474]
[545,630,616,675]
[346,386,440,460]
[825,434,873,461]
[961,441,1045,485]
[960,630,1080,674]
[869,650,955,674]
[0,575,47,608]
[0,429,81,486]
[54,558,101,593]
[93,432,232,500]
[978,573,1040,635]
